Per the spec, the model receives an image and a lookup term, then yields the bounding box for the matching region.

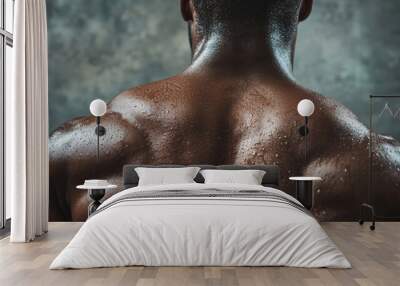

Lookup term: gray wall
[47,0,400,139]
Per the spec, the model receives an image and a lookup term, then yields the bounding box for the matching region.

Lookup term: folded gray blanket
[91,189,308,218]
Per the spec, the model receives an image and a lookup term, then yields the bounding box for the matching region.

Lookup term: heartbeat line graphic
[378,103,400,120]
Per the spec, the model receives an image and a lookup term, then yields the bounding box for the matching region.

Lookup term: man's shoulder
[311,92,367,135]
[111,75,189,102]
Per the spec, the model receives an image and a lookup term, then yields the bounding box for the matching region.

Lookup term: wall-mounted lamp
[297,99,315,161]
[89,99,107,162]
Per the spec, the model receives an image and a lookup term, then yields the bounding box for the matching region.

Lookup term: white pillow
[135,167,201,186]
[200,169,266,185]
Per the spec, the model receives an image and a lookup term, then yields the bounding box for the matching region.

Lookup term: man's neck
[187,30,296,80]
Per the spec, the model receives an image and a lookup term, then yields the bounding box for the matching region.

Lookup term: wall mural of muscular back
[47,0,400,222]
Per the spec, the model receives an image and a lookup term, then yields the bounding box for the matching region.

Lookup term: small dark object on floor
[359,203,376,231]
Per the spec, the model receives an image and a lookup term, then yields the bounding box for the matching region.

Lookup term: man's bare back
[49,0,400,221]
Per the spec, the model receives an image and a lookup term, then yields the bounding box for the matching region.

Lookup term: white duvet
[50,183,351,269]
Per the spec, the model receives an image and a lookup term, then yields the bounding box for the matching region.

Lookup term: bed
[50,165,350,269]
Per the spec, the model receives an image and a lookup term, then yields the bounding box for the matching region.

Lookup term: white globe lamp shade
[297,99,315,117]
[90,99,107,117]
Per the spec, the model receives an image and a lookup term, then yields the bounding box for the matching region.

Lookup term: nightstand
[77,182,117,216]
[289,177,322,210]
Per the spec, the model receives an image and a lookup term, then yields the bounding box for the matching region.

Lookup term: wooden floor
[0,222,399,286]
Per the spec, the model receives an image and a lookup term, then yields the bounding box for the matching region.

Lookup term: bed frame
[122,164,280,189]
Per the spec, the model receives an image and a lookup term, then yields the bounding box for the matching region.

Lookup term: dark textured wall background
[47,0,400,139]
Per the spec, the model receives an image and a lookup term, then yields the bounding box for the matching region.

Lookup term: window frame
[0,0,14,231]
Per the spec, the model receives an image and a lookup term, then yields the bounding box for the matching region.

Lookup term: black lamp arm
[94,116,106,164]
[305,116,309,162]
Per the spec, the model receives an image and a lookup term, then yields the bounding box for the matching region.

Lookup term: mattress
[50,183,351,269]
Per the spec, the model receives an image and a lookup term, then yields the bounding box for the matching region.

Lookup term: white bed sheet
[50,183,351,269]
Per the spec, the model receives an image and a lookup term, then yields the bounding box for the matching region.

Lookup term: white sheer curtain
[7,0,49,242]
